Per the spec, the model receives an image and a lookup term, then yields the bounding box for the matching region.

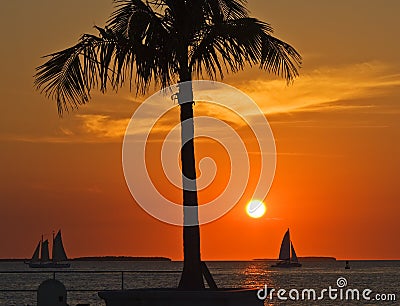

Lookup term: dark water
[0,260,398,305]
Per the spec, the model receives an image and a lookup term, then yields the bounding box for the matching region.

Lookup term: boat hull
[271,261,302,268]
[28,262,71,268]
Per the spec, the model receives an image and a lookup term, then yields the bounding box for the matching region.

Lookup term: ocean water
[0,260,398,305]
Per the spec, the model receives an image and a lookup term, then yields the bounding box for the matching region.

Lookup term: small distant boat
[26,230,70,268]
[271,229,302,268]
[345,260,351,269]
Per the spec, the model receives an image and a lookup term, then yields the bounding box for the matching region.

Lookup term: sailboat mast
[288,229,291,263]
[52,231,55,261]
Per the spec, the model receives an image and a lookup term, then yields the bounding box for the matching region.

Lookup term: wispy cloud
[76,114,130,138]
[3,61,398,144]
[234,61,400,115]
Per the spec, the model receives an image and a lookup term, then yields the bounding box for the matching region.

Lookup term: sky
[0,0,399,260]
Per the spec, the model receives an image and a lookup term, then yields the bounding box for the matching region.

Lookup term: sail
[278,229,291,260]
[52,230,68,262]
[41,240,50,262]
[31,242,40,262]
[291,242,299,263]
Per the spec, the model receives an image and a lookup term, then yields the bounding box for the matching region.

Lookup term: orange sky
[0,1,399,260]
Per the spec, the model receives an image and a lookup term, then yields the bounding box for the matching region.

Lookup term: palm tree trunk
[177,80,205,290]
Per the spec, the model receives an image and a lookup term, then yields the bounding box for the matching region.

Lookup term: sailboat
[26,230,70,268]
[271,229,302,268]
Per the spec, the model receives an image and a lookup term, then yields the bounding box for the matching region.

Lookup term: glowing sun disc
[246,200,266,218]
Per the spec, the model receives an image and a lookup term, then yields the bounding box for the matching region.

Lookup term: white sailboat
[27,230,70,268]
[271,229,302,268]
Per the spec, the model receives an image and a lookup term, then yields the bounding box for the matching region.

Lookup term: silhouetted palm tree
[35,0,301,290]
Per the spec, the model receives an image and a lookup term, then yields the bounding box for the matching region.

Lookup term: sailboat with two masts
[271,229,302,268]
[27,230,70,268]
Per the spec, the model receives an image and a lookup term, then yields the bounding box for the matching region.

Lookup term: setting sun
[246,200,267,219]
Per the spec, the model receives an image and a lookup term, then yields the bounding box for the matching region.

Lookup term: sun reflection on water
[242,262,275,288]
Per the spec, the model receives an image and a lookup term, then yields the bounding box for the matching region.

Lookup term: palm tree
[35,0,301,290]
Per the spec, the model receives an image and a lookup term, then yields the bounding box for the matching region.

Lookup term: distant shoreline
[72,256,172,262]
[1,257,399,262]
[0,256,172,262]
[253,256,337,262]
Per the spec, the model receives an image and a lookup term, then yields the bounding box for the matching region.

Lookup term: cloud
[3,61,398,144]
[59,127,74,136]
[233,61,400,115]
[76,114,130,138]
[0,114,131,143]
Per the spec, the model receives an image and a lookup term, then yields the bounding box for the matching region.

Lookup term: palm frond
[260,34,302,83]
[107,0,177,92]
[34,34,104,115]
[108,0,156,36]
[189,17,299,82]
[35,0,302,114]
[215,0,248,19]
